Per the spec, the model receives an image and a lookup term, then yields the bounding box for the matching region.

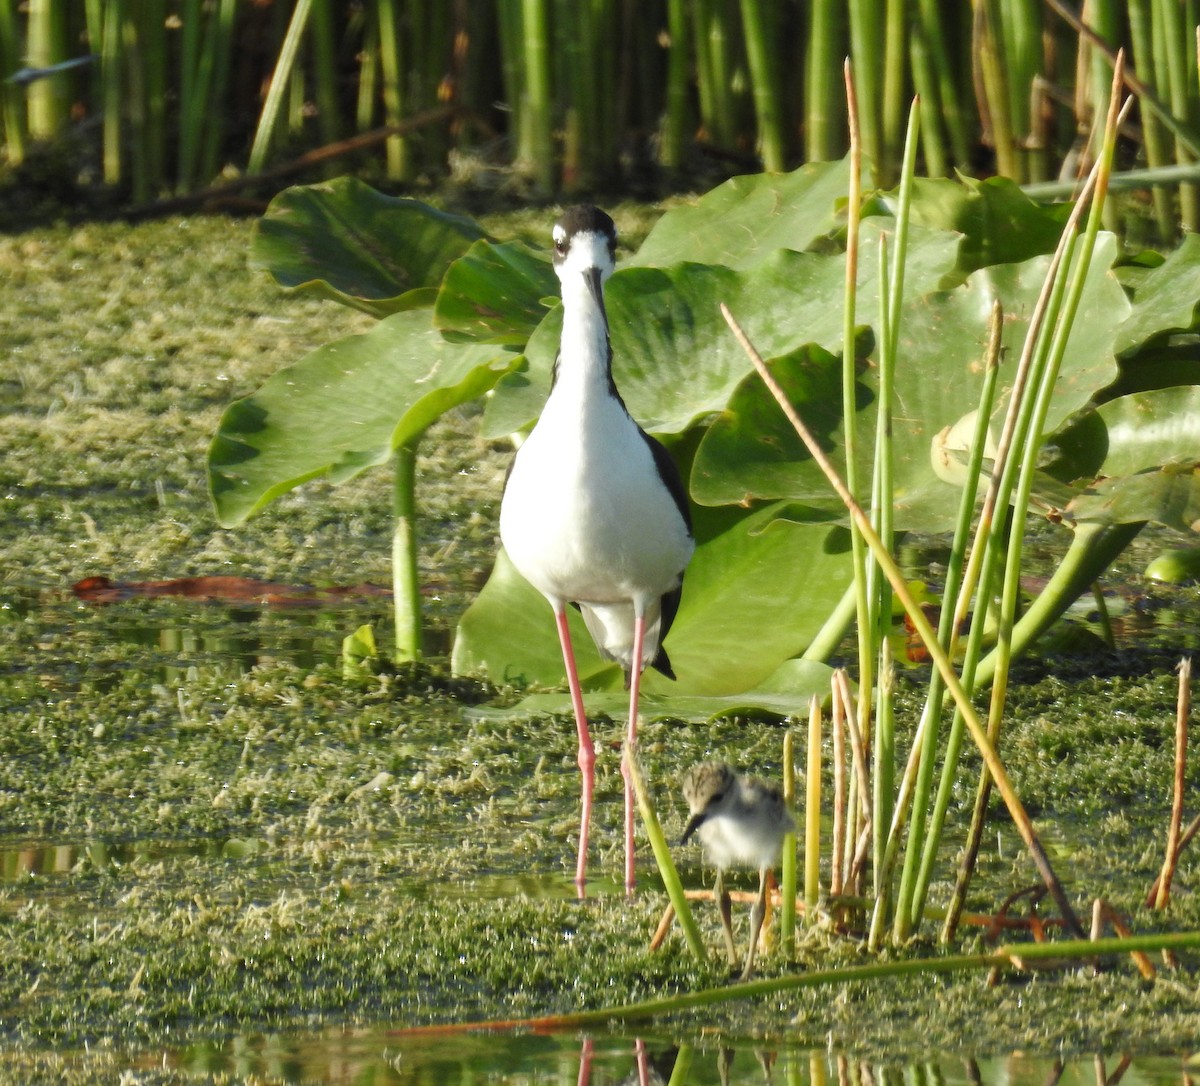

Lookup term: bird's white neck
[553,274,613,398]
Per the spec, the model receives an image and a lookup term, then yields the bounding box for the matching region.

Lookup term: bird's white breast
[500,388,692,609]
[696,781,793,872]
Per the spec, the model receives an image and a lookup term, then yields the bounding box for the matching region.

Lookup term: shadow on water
[128,1030,1195,1085]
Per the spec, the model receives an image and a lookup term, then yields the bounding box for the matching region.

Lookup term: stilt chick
[680,761,794,980]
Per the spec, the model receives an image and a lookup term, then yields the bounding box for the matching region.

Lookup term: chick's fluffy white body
[682,763,794,872]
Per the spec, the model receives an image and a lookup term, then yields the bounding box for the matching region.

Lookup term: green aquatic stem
[868,98,919,944]
[721,303,1085,940]
[914,84,1124,936]
[399,930,1200,1034]
[392,442,422,663]
[804,699,822,923]
[0,0,25,166]
[780,727,797,955]
[740,0,786,171]
[840,63,874,852]
[376,0,408,180]
[943,60,1130,942]
[247,0,313,174]
[800,579,858,664]
[804,0,841,162]
[971,521,1146,689]
[520,0,554,190]
[659,0,690,171]
[894,302,1004,941]
[625,746,707,966]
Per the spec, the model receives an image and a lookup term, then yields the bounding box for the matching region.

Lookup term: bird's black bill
[584,266,605,309]
[680,812,706,846]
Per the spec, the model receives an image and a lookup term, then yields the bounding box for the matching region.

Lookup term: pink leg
[577,1037,593,1086]
[555,609,595,896]
[634,1038,650,1086]
[621,613,647,894]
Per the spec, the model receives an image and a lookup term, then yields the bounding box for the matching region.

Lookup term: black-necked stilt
[499,205,694,895]
[681,761,794,979]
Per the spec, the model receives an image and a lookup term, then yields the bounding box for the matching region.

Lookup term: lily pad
[691,234,1129,531]
[483,221,962,441]
[468,658,837,725]
[433,239,558,344]
[251,177,488,318]
[1114,233,1200,355]
[904,174,1071,276]
[209,310,518,527]
[454,503,855,701]
[629,158,858,269]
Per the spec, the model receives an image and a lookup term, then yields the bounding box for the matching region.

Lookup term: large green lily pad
[209,311,518,526]
[251,177,487,318]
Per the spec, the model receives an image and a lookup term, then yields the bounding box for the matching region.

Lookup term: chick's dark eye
[554,238,568,255]
[711,791,725,804]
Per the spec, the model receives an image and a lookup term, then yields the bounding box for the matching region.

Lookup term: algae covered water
[4,215,1200,1084]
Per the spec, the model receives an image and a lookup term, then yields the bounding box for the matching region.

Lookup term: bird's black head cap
[552,205,617,264]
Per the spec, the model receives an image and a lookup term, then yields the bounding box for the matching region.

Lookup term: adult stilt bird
[499,206,694,894]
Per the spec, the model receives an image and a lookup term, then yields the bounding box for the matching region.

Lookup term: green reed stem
[1000,0,1041,177]
[847,0,882,180]
[309,0,340,149]
[407,931,1200,1035]
[1126,0,1174,241]
[801,580,858,664]
[376,0,409,181]
[944,69,1129,941]
[780,727,797,954]
[740,0,786,171]
[666,1044,694,1086]
[392,443,422,663]
[696,0,737,152]
[839,64,873,867]
[355,11,380,133]
[625,748,707,965]
[176,0,203,190]
[660,0,690,170]
[0,1,24,166]
[912,85,1122,934]
[975,0,1020,182]
[25,0,67,140]
[972,522,1146,688]
[894,305,1003,941]
[249,0,314,174]
[804,0,841,162]
[722,303,1085,941]
[140,0,167,196]
[96,0,123,186]
[869,231,895,925]
[1155,0,1200,230]
[868,100,919,943]
[521,0,554,191]
[917,0,969,168]
[804,697,822,922]
[198,0,237,186]
[880,0,906,182]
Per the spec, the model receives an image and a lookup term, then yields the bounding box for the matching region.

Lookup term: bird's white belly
[697,812,785,872]
[499,412,691,609]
